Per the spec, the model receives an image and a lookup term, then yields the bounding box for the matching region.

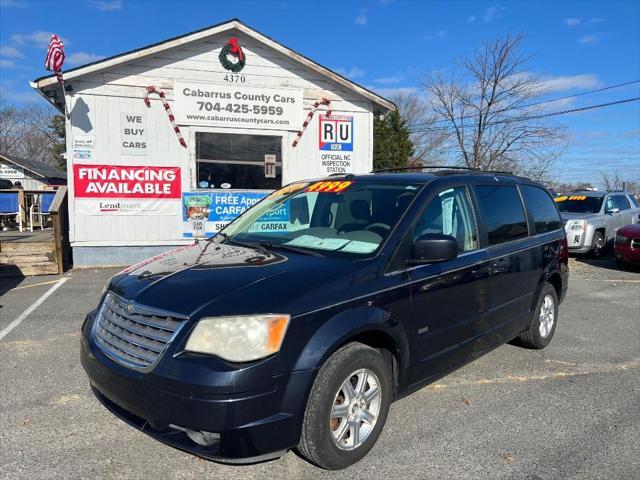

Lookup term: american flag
[44,34,65,85]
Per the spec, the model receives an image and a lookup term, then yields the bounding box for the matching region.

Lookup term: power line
[406,79,640,130]
[408,96,640,133]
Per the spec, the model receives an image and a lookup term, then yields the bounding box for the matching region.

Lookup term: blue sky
[1,0,638,185]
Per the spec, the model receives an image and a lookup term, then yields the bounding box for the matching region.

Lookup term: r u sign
[319,115,353,151]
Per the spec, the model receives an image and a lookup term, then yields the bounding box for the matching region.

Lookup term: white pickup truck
[556,191,640,256]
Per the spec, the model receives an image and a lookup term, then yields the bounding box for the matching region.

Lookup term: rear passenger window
[474,185,528,245]
[520,185,563,234]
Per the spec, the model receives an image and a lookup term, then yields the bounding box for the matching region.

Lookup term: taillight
[559,236,569,263]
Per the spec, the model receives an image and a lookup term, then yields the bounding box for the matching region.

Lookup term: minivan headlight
[185,314,290,362]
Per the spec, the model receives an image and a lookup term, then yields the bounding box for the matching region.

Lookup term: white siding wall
[66,31,376,246]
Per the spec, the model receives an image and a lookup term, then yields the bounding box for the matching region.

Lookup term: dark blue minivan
[81,170,569,470]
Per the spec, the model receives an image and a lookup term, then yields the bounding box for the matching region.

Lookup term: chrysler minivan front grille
[94,293,185,369]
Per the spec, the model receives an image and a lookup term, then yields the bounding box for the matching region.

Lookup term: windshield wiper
[258,240,323,257]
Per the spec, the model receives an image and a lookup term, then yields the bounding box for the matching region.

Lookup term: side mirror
[407,233,458,265]
[606,207,620,214]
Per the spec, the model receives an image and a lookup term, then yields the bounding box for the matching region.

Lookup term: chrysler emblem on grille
[126,303,134,314]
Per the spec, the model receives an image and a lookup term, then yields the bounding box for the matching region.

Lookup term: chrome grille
[632,239,640,249]
[94,293,186,369]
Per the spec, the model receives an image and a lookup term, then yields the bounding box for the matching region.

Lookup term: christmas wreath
[219,37,246,72]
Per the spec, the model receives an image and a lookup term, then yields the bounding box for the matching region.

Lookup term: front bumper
[80,313,314,462]
[614,244,640,264]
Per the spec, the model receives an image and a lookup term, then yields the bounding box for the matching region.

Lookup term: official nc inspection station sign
[174,82,303,130]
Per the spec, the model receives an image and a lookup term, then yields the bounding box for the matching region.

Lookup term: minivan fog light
[185,314,290,362]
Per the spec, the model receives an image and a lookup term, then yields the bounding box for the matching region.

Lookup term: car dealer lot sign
[173,82,303,130]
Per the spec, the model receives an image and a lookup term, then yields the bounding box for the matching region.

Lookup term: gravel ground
[0,257,638,480]
[569,251,640,281]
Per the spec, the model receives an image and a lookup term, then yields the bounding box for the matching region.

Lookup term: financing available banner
[73,164,181,215]
[174,81,303,130]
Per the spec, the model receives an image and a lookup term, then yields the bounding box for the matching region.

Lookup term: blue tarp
[0,192,19,214]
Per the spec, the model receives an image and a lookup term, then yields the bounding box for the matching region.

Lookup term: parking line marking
[0,277,69,341]
[9,279,62,291]
[578,278,640,283]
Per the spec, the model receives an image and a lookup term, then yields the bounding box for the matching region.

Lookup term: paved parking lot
[1,258,639,480]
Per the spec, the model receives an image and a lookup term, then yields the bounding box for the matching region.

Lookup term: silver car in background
[556,190,640,256]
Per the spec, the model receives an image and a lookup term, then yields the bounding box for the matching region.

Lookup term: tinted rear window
[474,185,528,246]
[521,185,563,234]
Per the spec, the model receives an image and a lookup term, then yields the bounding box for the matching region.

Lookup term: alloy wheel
[330,368,382,451]
[539,294,555,338]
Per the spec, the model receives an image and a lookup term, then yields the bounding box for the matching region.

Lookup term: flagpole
[57,71,69,119]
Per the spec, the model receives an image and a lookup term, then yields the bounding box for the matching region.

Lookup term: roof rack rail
[371,165,514,175]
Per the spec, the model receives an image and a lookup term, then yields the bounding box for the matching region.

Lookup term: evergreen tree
[49,115,66,170]
[373,110,414,171]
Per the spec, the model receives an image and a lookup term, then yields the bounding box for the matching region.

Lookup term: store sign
[120,113,147,155]
[318,115,354,175]
[182,190,288,238]
[319,115,353,151]
[73,135,95,160]
[73,164,181,198]
[174,81,303,131]
[0,163,24,179]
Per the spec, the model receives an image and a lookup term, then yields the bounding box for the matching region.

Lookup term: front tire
[297,342,392,470]
[591,231,605,257]
[518,283,558,349]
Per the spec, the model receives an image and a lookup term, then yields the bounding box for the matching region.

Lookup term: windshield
[217,179,422,257]
[555,195,604,214]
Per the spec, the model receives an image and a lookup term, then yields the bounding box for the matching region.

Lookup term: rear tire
[518,283,558,349]
[297,342,392,470]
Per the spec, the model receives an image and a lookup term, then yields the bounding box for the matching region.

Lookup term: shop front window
[195,132,282,190]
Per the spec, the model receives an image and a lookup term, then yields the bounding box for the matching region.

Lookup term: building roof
[31,18,395,113]
[0,152,67,180]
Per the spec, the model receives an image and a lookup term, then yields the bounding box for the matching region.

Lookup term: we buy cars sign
[73,164,181,216]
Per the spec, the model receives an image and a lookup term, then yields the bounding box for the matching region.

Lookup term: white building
[0,152,66,190]
[31,18,394,266]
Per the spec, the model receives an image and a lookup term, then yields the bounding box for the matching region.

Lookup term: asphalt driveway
[0,261,638,480]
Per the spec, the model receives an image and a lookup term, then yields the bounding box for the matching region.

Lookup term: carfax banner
[182,190,288,238]
[174,81,303,130]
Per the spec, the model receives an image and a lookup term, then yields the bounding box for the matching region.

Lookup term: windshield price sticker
[555,195,587,202]
[269,182,310,198]
[306,180,353,193]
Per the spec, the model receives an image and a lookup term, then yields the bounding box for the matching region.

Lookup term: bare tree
[424,35,567,180]
[391,91,449,165]
[0,100,63,166]
[601,171,639,193]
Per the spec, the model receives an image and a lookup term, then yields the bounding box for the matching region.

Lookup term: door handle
[491,258,509,274]
[472,265,491,277]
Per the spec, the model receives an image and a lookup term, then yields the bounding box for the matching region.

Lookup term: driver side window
[413,187,479,252]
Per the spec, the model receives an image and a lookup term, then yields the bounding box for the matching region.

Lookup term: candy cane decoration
[143,86,187,149]
[291,97,332,147]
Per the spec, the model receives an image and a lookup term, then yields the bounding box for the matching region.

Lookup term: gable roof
[31,18,395,113]
[0,152,67,180]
